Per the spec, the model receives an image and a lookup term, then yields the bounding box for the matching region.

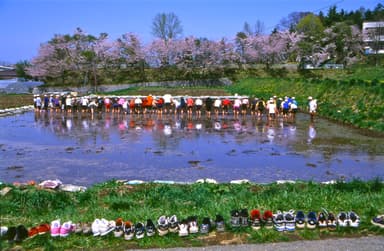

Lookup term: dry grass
[0,94,33,109]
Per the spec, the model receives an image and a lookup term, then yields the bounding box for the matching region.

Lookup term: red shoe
[28,227,39,238]
[263,210,273,229]
[37,223,50,235]
[250,209,261,230]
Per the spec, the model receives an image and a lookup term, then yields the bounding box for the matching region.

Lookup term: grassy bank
[227,74,384,132]
[1,180,384,250]
[0,94,32,110]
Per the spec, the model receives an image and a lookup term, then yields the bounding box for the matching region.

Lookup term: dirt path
[134,236,384,251]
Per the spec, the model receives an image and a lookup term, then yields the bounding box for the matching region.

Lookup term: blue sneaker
[295,211,306,229]
[307,212,317,229]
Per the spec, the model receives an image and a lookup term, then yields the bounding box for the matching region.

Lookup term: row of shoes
[0,210,365,244]
[112,215,226,239]
[230,209,361,232]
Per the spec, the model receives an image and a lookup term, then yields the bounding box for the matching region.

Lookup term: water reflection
[0,111,383,186]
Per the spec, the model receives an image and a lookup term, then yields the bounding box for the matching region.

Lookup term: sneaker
[327,212,337,231]
[59,221,74,237]
[5,226,16,243]
[124,221,135,240]
[230,210,240,228]
[337,212,348,227]
[168,215,179,233]
[157,215,169,236]
[135,222,145,239]
[50,219,61,237]
[188,216,199,234]
[250,209,261,230]
[371,215,384,228]
[28,227,39,238]
[273,211,285,232]
[284,210,296,232]
[307,212,317,229]
[114,218,124,237]
[240,208,249,227]
[263,210,274,229]
[178,219,189,237]
[146,219,156,237]
[82,222,92,235]
[99,219,115,236]
[200,217,211,234]
[0,226,8,237]
[318,212,327,229]
[73,223,82,234]
[14,225,28,243]
[215,214,225,232]
[348,211,360,228]
[92,219,101,236]
[37,223,50,235]
[295,211,306,229]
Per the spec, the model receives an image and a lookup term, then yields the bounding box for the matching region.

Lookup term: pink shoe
[59,221,73,237]
[50,219,61,237]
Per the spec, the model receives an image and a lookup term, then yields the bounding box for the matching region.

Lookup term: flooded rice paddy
[0,112,383,186]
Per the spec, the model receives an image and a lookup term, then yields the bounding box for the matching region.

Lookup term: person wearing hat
[308,96,317,121]
[289,97,298,119]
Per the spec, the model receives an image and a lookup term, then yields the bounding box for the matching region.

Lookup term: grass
[1,179,384,250]
[0,94,32,109]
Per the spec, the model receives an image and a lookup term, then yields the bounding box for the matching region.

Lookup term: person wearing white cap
[308,96,317,121]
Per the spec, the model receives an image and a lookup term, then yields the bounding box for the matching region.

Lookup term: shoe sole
[100,228,114,236]
[158,229,168,236]
[371,220,384,228]
[124,234,134,240]
[136,233,144,239]
[306,224,317,229]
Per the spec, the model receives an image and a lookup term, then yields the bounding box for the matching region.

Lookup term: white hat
[308,96,313,100]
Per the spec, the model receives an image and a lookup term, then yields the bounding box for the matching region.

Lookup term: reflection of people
[307,122,316,143]
[308,96,317,121]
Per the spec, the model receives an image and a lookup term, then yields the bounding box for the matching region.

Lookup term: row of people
[33,94,313,120]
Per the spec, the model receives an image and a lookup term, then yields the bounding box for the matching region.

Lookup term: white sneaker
[168,215,178,233]
[92,219,101,236]
[178,220,189,237]
[0,226,8,237]
[99,219,115,236]
[348,211,360,228]
[157,215,169,236]
[188,216,199,234]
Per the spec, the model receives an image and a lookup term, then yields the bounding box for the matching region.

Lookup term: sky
[0,0,381,64]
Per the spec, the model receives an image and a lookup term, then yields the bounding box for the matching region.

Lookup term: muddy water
[1,112,383,186]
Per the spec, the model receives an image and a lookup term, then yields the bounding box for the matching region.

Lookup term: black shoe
[230,210,240,227]
[215,214,225,232]
[135,222,145,239]
[14,225,28,243]
[200,217,211,234]
[240,208,249,227]
[145,219,156,237]
[5,226,16,243]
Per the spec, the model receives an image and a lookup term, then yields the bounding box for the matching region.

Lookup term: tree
[276,11,311,31]
[243,20,265,36]
[151,12,183,42]
[296,13,325,66]
[15,60,31,79]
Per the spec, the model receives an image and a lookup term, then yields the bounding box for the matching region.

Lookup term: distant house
[362,21,384,54]
[0,65,17,79]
